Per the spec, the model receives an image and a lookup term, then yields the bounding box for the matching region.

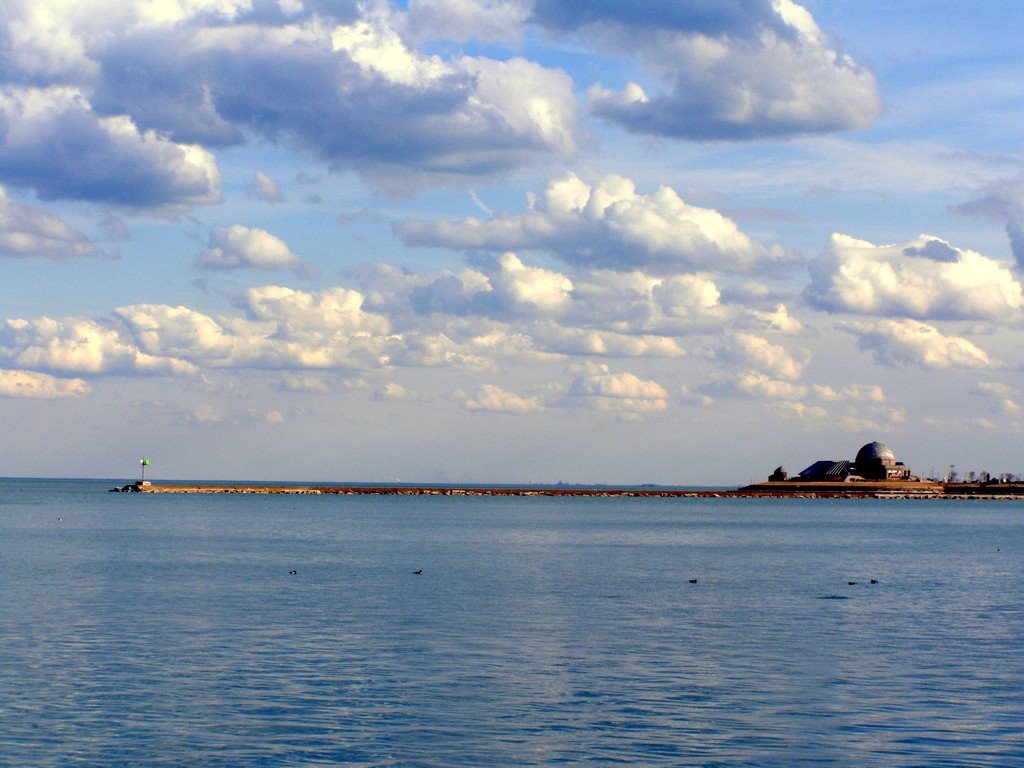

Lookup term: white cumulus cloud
[567,363,668,414]
[489,253,574,315]
[246,170,284,203]
[0,368,90,398]
[806,233,1024,322]
[0,86,221,209]
[777,401,828,420]
[727,333,808,381]
[0,187,98,259]
[278,375,331,393]
[464,383,544,413]
[196,225,315,275]
[532,324,685,358]
[5,285,400,378]
[398,173,798,275]
[241,285,389,336]
[1,315,197,376]
[114,304,235,361]
[972,381,1019,415]
[733,371,807,400]
[811,384,886,403]
[976,381,1012,398]
[846,318,995,370]
[374,381,415,401]
[581,0,881,140]
[410,253,572,318]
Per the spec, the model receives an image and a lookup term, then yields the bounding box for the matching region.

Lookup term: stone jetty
[109,480,1024,499]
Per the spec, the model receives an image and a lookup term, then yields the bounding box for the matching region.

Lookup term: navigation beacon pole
[140,457,151,484]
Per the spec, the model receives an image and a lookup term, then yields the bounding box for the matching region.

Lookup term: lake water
[1,478,1021,766]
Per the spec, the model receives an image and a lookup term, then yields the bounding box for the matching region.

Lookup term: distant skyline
[1,1,1023,484]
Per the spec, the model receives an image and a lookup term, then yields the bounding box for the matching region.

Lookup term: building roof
[798,460,853,479]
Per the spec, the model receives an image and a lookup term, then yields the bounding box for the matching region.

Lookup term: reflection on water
[1,479,1022,766]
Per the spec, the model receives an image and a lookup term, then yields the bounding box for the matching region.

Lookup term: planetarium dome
[853,441,909,480]
[855,442,896,466]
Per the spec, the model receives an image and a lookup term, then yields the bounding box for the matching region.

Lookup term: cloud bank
[0,0,883,210]
[0,2,576,197]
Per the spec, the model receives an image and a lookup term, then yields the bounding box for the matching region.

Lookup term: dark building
[854,441,910,480]
[781,441,911,482]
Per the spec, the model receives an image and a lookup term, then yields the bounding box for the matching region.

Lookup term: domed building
[786,441,911,482]
[854,442,909,481]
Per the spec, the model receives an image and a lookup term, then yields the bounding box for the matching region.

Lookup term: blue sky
[1,0,1022,484]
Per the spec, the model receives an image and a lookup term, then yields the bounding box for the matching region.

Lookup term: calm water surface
[1,478,1021,766]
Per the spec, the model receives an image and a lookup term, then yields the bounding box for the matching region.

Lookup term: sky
[1,0,1022,485]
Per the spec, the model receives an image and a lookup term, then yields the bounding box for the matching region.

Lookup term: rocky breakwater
[112,482,718,497]
[108,481,1024,499]
[111,482,327,494]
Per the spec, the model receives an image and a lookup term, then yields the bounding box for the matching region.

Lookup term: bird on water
[413,569,423,575]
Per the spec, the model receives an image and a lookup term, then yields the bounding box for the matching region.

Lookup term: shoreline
[112,481,1024,500]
